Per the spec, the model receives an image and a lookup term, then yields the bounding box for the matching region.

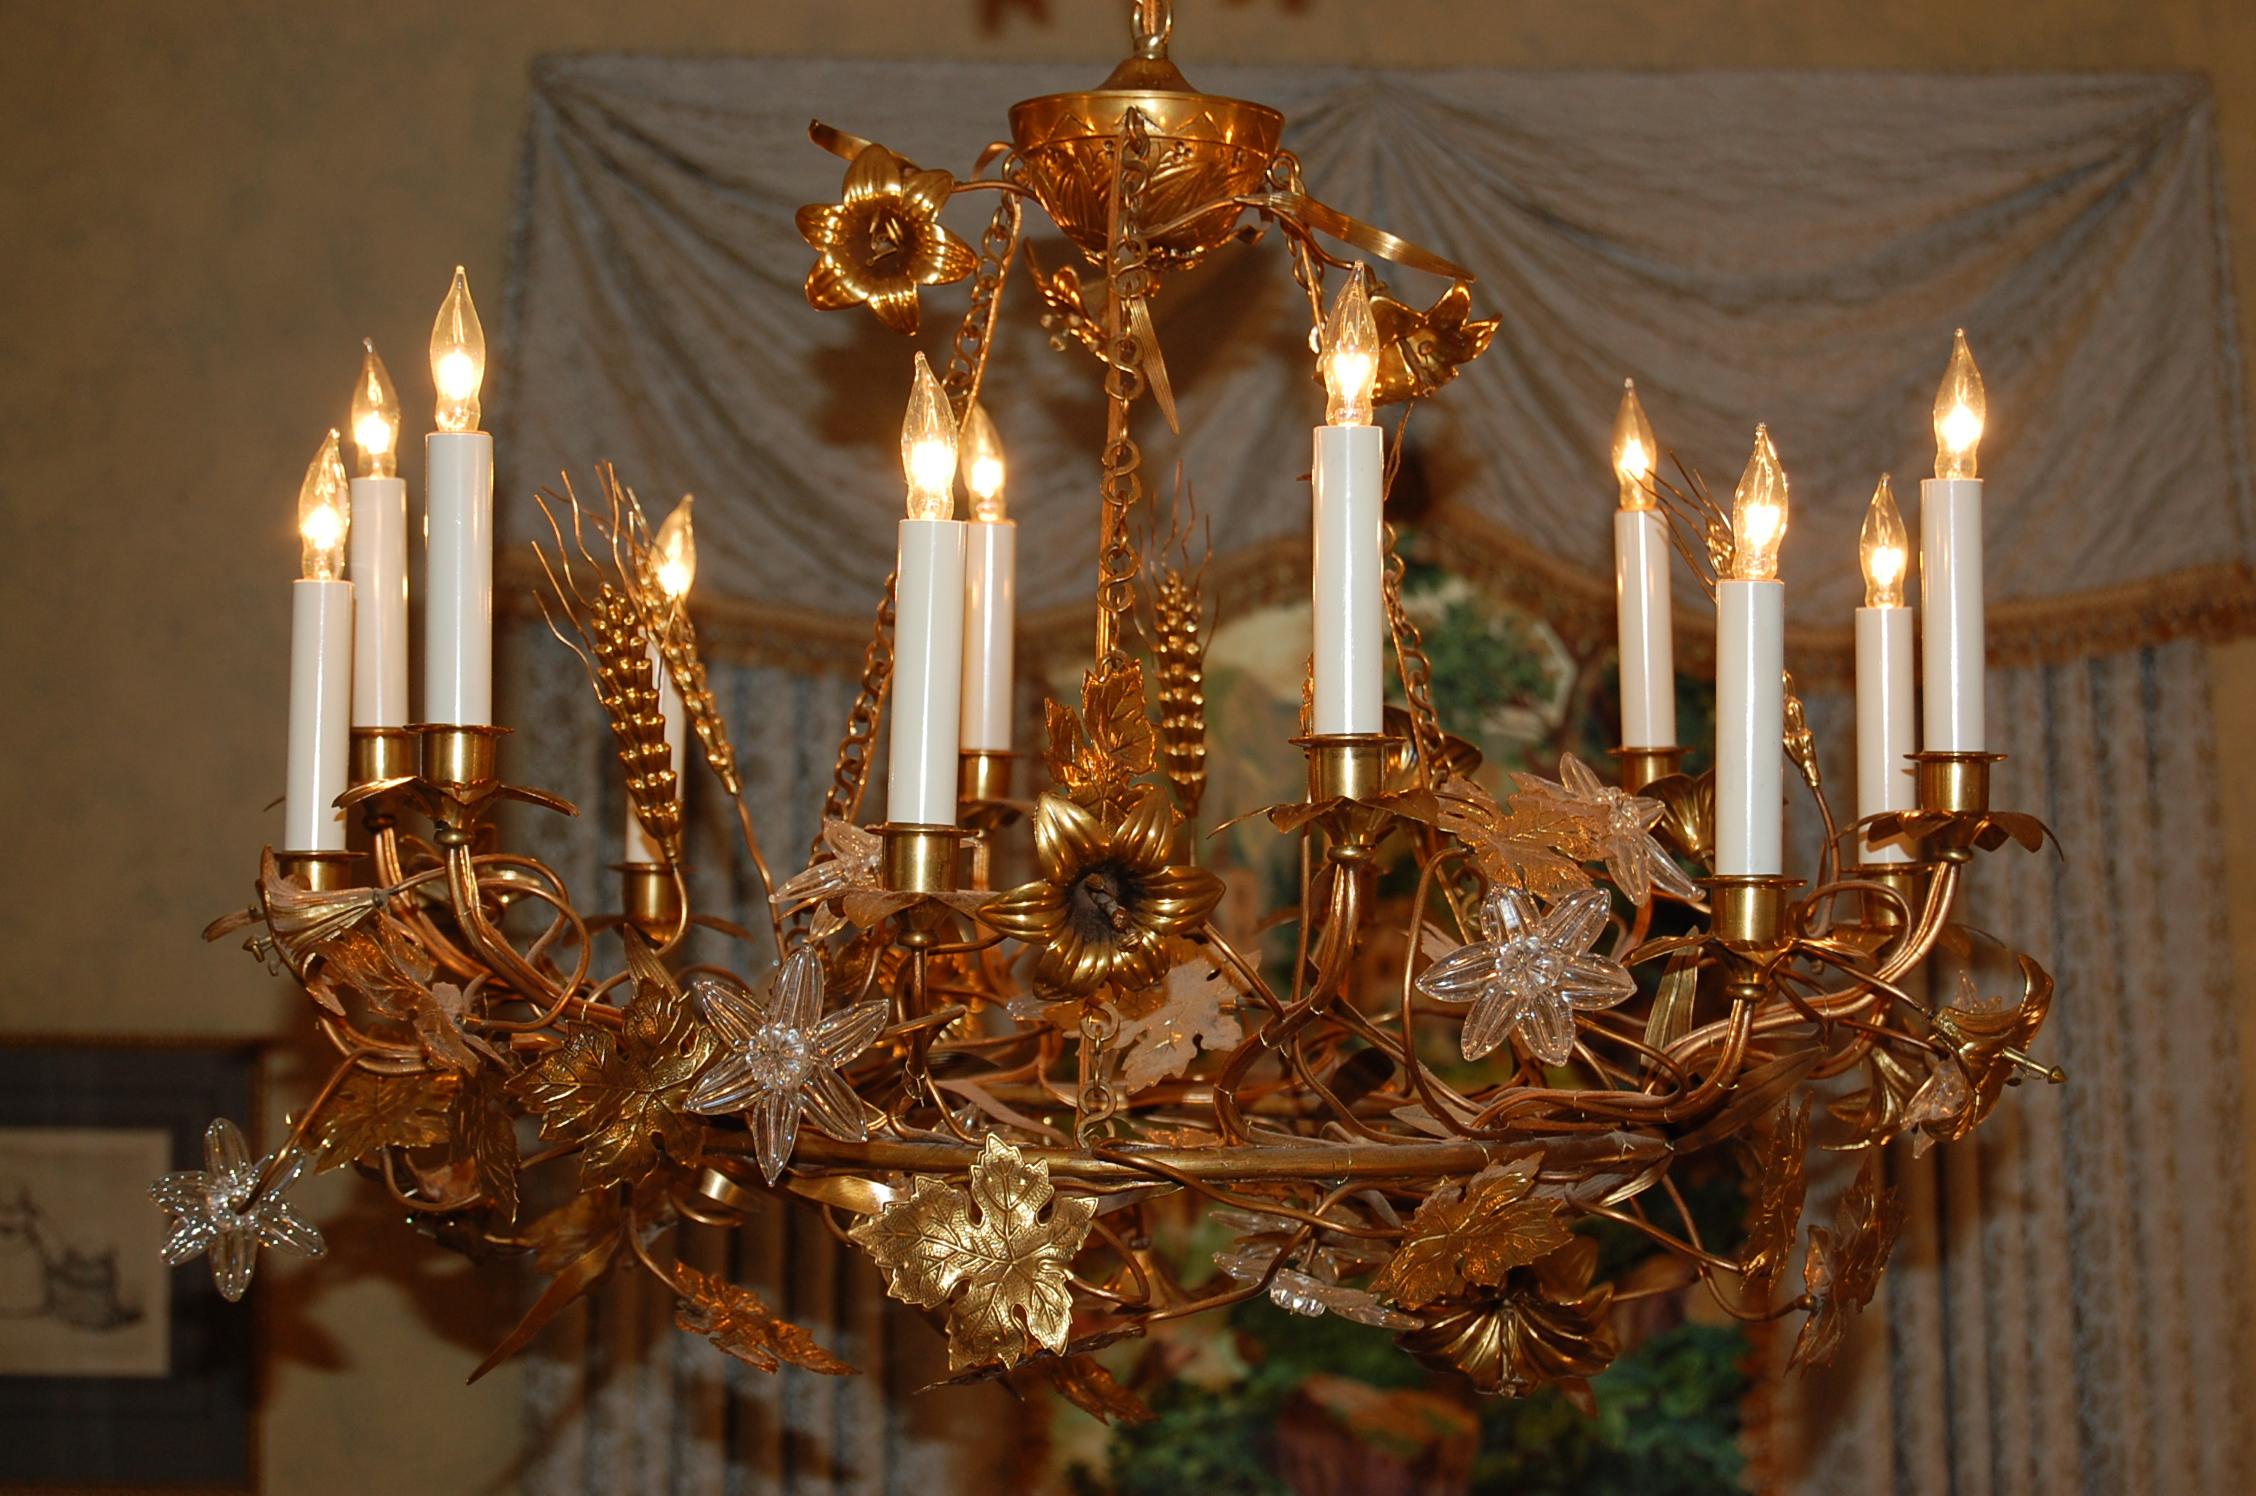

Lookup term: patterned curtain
[1761,643,2251,1495]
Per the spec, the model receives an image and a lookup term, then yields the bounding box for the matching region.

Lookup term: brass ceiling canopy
[1008,0,1284,270]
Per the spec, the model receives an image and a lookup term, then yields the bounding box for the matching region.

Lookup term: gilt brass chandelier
[162,0,2065,1422]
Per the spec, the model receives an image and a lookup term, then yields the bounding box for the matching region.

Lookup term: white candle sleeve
[1715,579,1785,876]
[888,518,968,825]
[960,519,1017,752]
[1614,506,1676,747]
[1312,424,1384,735]
[425,431,494,725]
[348,475,410,728]
[624,644,687,864]
[1920,477,1985,751]
[285,578,354,851]
[1855,605,1916,864]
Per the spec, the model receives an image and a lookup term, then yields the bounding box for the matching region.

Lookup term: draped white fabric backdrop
[502,59,2255,648]
[496,57,2255,1494]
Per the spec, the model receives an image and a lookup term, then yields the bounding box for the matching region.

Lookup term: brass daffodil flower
[795,143,976,335]
[982,787,1223,999]
[1397,1236,1618,1413]
[1373,281,1498,405]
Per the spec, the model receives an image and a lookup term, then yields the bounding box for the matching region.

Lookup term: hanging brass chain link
[1093,112,1156,668]
[940,185,1025,426]
[1383,523,1447,782]
[816,570,898,855]
[1076,1002,1122,1143]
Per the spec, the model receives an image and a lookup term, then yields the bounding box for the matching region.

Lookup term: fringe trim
[499,516,2256,687]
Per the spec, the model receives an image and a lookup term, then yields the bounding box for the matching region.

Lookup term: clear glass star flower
[1415,886,1637,1065]
[1519,754,1699,905]
[149,1118,325,1303]
[687,945,889,1183]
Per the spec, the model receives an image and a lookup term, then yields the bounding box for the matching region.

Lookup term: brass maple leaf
[1737,1094,1810,1308]
[315,1070,456,1171]
[1789,1150,1906,1370]
[1370,1155,1573,1309]
[1436,776,1601,901]
[1043,658,1159,818]
[447,1068,520,1223]
[507,939,715,1190]
[1039,1353,1154,1427]
[671,1261,854,1377]
[848,1135,1096,1371]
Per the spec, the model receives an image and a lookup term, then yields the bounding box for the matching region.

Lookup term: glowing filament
[429,265,487,434]
[349,338,400,478]
[1320,265,1380,427]
[1860,474,1908,608]
[1612,378,1657,511]
[653,496,695,602]
[962,401,1006,521]
[1729,424,1789,581]
[1933,327,1985,480]
[298,429,352,580]
[901,352,958,521]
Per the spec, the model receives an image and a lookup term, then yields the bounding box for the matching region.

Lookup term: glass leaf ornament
[1209,1208,1418,1330]
[1516,753,1700,904]
[149,1118,325,1303]
[776,819,885,936]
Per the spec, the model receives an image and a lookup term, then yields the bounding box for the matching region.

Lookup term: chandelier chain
[1094,111,1156,667]
[1383,519,1447,783]
[813,569,897,863]
[940,188,1024,426]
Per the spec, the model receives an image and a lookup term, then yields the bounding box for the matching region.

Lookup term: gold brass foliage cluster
[188,1,2062,1429]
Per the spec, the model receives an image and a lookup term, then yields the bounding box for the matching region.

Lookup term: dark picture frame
[0,1038,260,1491]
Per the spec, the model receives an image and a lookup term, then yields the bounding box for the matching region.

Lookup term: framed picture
[0,1038,260,1491]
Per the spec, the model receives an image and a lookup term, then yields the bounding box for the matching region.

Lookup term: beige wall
[4,2,2253,1491]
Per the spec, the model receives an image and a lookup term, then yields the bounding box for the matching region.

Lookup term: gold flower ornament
[796,143,976,335]
[981,786,1224,999]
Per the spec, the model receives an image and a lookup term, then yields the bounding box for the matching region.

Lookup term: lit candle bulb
[1922,328,1987,751]
[1610,378,1675,749]
[626,498,693,865]
[1716,425,1788,876]
[347,340,409,733]
[286,432,354,853]
[959,402,1017,756]
[886,353,967,826]
[425,266,493,726]
[1855,476,1915,863]
[1311,264,1384,737]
